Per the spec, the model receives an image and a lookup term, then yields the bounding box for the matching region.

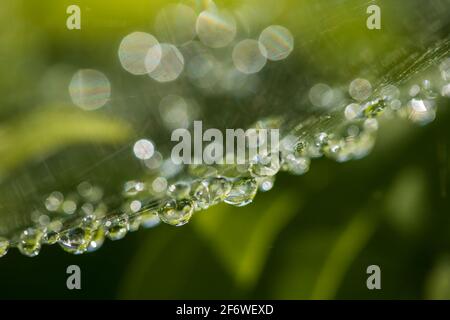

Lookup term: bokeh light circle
[68,69,111,111]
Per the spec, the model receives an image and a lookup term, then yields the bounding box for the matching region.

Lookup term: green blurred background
[0,0,449,299]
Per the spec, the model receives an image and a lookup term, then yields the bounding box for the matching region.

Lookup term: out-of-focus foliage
[0,0,449,300]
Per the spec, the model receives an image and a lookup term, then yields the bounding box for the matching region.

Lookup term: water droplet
[224,178,258,207]
[258,176,275,192]
[42,230,60,245]
[344,103,362,120]
[206,177,231,205]
[18,228,43,257]
[0,237,9,258]
[408,98,436,125]
[314,132,329,149]
[283,153,310,175]
[168,182,191,200]
[196,10,237,48]
[159,199,194,227]
[87,228,105,252]
[349,78,372,101]
[232,39,267,74]
[362,98,386,118]
[190,180,211,210]
[58,227,92,255]
[104,215,129,241]
[140,211,161,229]
[147,44,184,82]
[250,153,280,177]
[258,25,294,61]
[118,32,160,75]
[69,69,111,110]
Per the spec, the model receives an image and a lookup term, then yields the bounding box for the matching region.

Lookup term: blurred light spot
[45,192,64,212]
[349,78,372,101]
[38,215,50,226]
[309,83,334,108]
[344,103,362,120]
[118,32,160,75]
[147,44,184,82]
[409,84,420,97]
[133,139,155,160]
[441,83,450,97]
[144,151,163,170]
[130,200,142,213]
[196,10,237,48]
[155,4,197,45]
[159,95,191,129]
[62,200,77,215]
[152,177,168,193]
[408,98,436,125]
[187,53,219,89]
[69,69,111,110]
[380,84,400,100]
[258,25,294,61]
[440,58,450,81]
[233,39,267,74]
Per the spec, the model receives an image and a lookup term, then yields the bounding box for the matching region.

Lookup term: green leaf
[0,106,132,176]
[192,189,302,290]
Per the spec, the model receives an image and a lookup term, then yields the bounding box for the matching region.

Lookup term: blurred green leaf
[0,106,132,176]
[311,211,377,299]
[192,190,302,290]
[425,255,450,299]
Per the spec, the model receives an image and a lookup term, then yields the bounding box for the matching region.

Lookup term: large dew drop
[58,227,93,255]
[159,199,194,227]
[18,228,43,257]
[224,178,258,207]
[104,215,129,241]
[208,177,232,205]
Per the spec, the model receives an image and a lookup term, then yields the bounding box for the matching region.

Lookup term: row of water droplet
[2,55,449,258]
